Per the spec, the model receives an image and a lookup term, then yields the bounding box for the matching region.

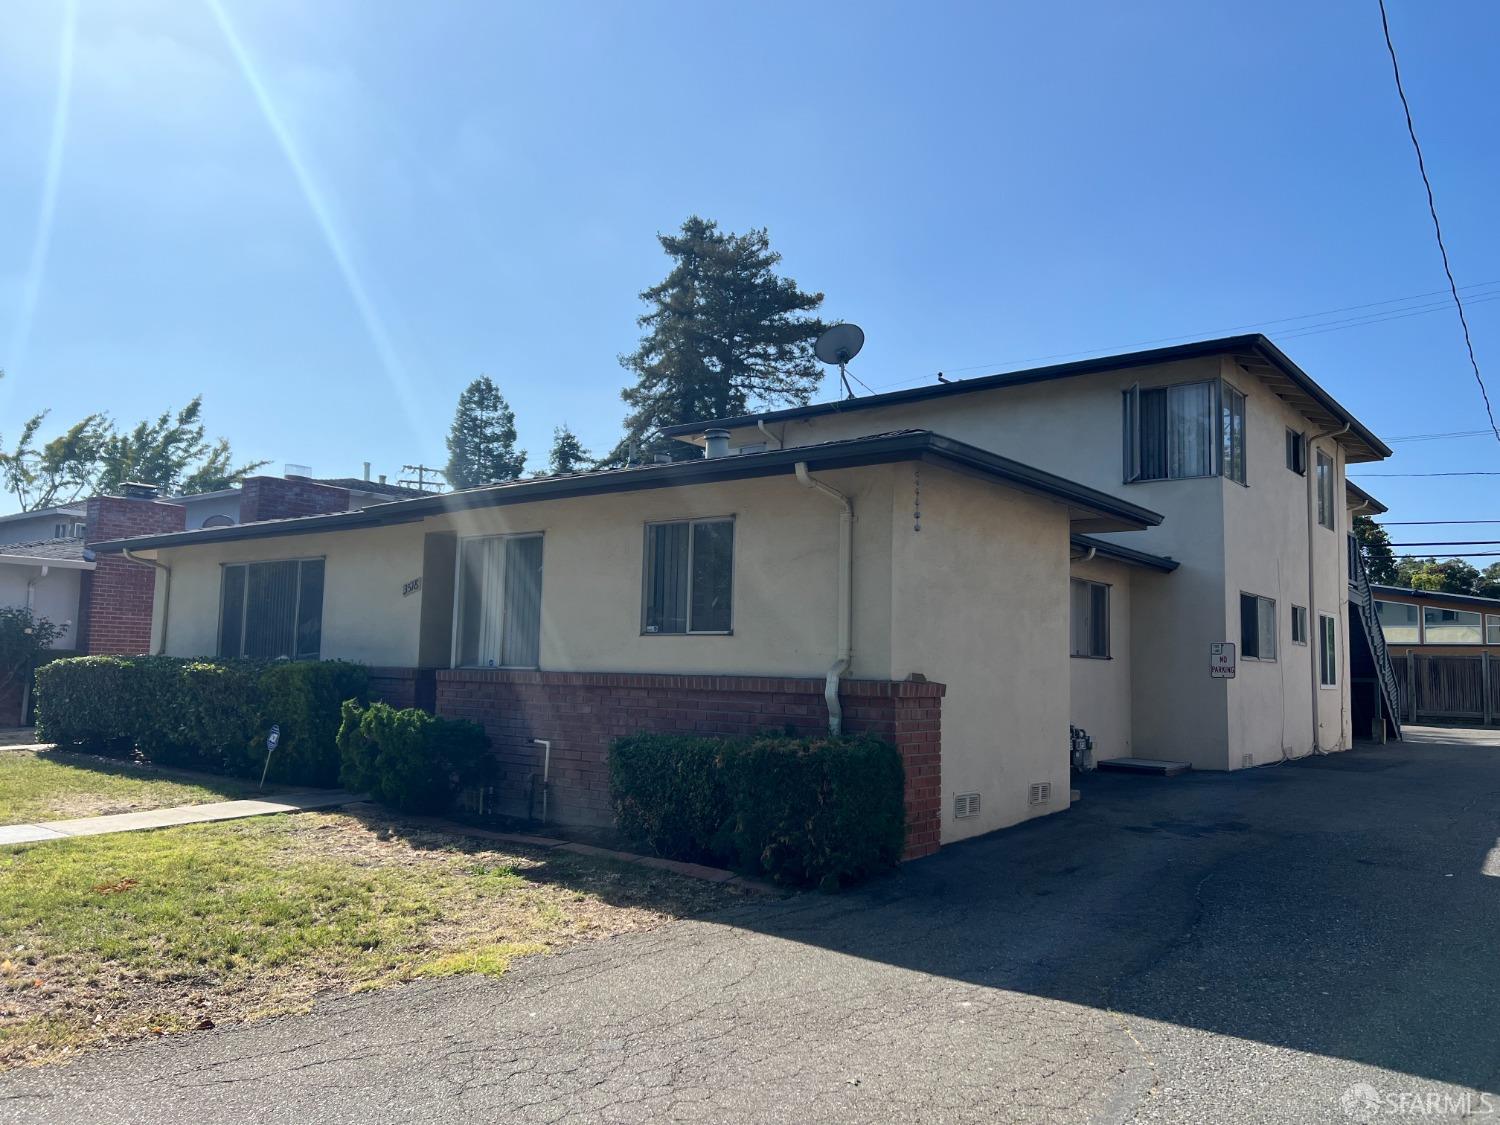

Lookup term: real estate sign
[1210,642,1236,679]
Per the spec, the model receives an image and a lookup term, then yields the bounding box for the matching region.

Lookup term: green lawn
[0,808,736,1067]
[0,749,261,825]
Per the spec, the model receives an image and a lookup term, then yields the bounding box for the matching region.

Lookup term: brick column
[80,495,187,655]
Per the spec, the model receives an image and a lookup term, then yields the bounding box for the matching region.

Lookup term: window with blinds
[454,533,544,668]
[643,518,734,634]
[1122,379,1249,484]
[218,558,325,660]
[1069,579,1109,658]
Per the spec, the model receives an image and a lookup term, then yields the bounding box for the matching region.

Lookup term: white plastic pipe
[533,738,552,822]
[123,548,172,655]
[1305,424,1349,754]
[795,462,853,734]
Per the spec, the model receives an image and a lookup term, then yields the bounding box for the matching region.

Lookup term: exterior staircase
[1348,534,1403,740]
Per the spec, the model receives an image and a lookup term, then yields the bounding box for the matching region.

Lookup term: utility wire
[1391,551,1500,559]
[1385,428,1495,443]
[1353,471,1500,478]
[1377,519,1500,525]
[1378,0,1500,443]
[1386,540,1500,547]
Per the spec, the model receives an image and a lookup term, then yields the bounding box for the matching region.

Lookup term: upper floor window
[1488,614,1500,645]
[454,533,544,668]
[1285,429,1306,475]
[1240,592,1277,660]
[54,521,84,538]
[1122,380,1247,484]
[1316,450,1335,529]
[643,517,734,634]
[219,558,324,660]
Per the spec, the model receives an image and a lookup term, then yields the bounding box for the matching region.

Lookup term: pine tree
[548,425,588,475]
[610,216,827,463]
[444,376,525,489]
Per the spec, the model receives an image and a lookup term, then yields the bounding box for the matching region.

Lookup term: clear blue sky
[2,1,1497,556]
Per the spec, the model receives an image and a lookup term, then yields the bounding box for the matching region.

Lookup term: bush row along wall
[435,669,944,860]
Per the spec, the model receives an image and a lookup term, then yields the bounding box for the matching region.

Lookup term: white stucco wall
[889,465,1072,842]
[0,563,83,650]
[709,353,1369,768]
[1068,554,1133,763]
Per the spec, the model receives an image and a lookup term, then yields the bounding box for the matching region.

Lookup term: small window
[1488,615,1500,645]
[1285,429,1306,475]
[1316,450,1335,530]
[454,533,544,668]
[1375,599,1420,644]
[1422,606,1482,645]
[1222,384,1246,484]
[643,518,734,634]
[219,558,324,660]
[1291,605,1308,645]
[1070,579,1109,658]
[1319,613,1338,686]
[202,514,235,529]
[1240,593,1277,660]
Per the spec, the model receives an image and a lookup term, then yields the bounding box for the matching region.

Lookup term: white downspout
[1305,424,1349,754]
[795,462,853,734]
[25,565,49,611]
[123,548,172,655]
[757,418,783,450]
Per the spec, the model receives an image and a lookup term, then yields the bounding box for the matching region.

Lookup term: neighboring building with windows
[1369,585,1500,656]
[92,334,1392,851]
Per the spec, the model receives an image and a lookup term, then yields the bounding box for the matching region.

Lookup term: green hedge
[610,732,905,889]
[337,700,495,814]
[34,655,370,786]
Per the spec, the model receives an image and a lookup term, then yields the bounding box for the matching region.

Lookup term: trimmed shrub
[239,661,370,786]
[32,655,369,785]
[337,700,494,814]
[609,735,729,863]
[33,656,140,756]
[610,732,906,889]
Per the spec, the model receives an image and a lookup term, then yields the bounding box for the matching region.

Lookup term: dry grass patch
[0,748,260,825]
[0,808,741,1068]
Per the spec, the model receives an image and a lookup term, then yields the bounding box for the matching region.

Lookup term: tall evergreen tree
[548,424,588,475]
[1353,515,1397,585]
[610,216,827,463]
[445,376,525,489]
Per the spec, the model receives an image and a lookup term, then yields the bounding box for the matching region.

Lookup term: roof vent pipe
[703,429,732,459]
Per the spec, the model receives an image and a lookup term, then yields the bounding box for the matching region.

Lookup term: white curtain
[1167,382,1214,478]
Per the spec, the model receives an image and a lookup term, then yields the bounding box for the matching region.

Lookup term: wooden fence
[1392,653,1500,725]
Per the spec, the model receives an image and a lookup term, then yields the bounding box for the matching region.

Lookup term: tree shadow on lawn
[667,737,1500,1096]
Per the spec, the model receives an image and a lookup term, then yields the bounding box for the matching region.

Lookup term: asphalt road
[4,726,1498,1124]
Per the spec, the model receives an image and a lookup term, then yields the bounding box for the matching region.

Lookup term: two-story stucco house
[91,334,1394,857]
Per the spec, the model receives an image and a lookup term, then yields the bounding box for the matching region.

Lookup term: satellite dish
[814,323,865,400]
[815,323,865,366]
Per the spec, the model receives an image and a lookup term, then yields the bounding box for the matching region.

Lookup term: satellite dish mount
[814,323,866,400]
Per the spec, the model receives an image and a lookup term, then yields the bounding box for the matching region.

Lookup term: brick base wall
[367,667,437,712]
[434,670,945,860]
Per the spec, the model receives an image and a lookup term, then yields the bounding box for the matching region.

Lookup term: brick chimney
[78,488,187,656]
[239,475,351,522]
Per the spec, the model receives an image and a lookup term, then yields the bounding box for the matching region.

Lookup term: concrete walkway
[0,790,355,846]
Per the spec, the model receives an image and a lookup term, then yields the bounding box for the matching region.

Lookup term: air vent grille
[1028,782,1052,806]
[954,792,980,819]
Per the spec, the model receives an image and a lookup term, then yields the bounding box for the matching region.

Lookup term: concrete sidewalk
[0,790,355,846]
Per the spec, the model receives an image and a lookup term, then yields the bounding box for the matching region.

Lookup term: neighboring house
[0,537,93,723]
[169,474,432,530]
[1370,585,1500,656]
[90,334,1396,855]
[0,505,87,546]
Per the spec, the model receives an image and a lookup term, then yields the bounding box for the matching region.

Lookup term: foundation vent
[954,792,981,819]
[1028,782,1052,806]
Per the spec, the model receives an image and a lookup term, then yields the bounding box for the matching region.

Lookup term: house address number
[402,577,421,597]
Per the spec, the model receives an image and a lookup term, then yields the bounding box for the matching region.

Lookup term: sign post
[259,723,281,790]
[1210,642,1236,679]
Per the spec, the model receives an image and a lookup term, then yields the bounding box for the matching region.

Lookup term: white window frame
[1240,592,1277,661]
[451,531,545,669]
[1291,604,1309,645]
[1222,382,1247,485]
[1488,614,1500,646]
[1069,578,1110,659]
[217,556,325,661]
[1316,450,1335,530]
[1285,429,1306,476]
[1318,612,1338,688]
[641,516,735,636]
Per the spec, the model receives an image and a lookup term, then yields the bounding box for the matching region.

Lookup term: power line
[1378,0,1500,443]
[1386,540,1500,547]
[1377,519,1500,525]
[1353,471,1500,478]
[1391,552,1500,559]
[1385,428,1495,443]
[865,279,1500,393]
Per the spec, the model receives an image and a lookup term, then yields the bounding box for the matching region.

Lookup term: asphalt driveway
[4,726,1498,1124]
